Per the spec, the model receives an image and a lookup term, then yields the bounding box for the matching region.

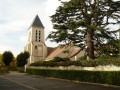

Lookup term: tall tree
[48,0,120,59]
[2,51,14,68]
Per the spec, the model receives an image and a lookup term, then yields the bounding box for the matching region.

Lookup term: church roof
[46,46,66,60]
[46,45,81,61]
[30,15,44,28]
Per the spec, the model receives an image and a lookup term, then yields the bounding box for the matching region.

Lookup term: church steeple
[30,15,44,28]
[25,15,47,66]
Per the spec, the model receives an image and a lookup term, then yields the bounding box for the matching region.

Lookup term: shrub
[51,57,70,62]
[77,56,120,67]
[30,57,70,67]
[30,61,56,67]
[30,56,120,67]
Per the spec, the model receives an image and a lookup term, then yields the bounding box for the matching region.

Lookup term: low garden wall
[29,65,120,71]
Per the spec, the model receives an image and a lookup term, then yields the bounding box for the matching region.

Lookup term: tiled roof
[46,45,81,61]
[46,46,66,60]
[30,15,44,28]
[47,47,57,56]
[68,48,81,58]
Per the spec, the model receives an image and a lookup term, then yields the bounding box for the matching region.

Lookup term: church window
[36,36,37,41]
[36,30,38,41]
[39,31,41,35]
[38,31,41,42]
[36,30,38,36]
[35,46,37,49]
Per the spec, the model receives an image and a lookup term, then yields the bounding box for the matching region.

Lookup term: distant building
[24,15,85,65]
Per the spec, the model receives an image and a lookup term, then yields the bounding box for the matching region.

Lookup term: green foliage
[34,61,56,67]
[2,51,14,67]
[16,51,30,67]
[47,0,120,59]
[0,54,2,61]
[9,58,18,71]
[51,57,70,62]
[26,68,120,86]
[30,57,70,67]
[23,51,30,60]
[77,56,120,67]
[30,56,120,67]
[98,39,119,56]
[0,61,8,74]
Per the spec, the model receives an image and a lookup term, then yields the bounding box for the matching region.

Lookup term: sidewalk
[8,71,26,75]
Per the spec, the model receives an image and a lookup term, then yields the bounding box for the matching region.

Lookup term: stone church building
[24,15,85,65]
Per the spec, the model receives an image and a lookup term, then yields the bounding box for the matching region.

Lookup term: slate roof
[30,15,44,28]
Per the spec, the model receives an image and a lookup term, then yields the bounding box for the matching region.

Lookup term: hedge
[26,68,120,86]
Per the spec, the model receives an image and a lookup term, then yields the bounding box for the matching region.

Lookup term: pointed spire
[30,15,44,28]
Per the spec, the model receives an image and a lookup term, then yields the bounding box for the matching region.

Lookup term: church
[24,15,85,65]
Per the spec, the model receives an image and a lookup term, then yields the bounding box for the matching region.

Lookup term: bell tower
[25,15,47,65]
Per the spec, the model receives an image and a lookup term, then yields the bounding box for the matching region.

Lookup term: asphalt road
[0,72,120,90]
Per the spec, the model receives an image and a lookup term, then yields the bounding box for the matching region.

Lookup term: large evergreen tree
[48,0,120,59]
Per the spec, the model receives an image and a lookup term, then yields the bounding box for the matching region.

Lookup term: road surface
[0,72,120,90]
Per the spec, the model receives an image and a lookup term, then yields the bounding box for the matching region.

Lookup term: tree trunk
[86,31,94,60]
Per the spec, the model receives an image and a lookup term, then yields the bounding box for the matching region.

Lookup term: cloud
[43,0,60,45]
[0,0,62,56]
[0,45,14,54]
[45,0,60,16]
[19,35,28,44]
[0,20,28,36]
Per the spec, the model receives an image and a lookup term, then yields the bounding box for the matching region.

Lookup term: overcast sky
[0,0,62,56]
